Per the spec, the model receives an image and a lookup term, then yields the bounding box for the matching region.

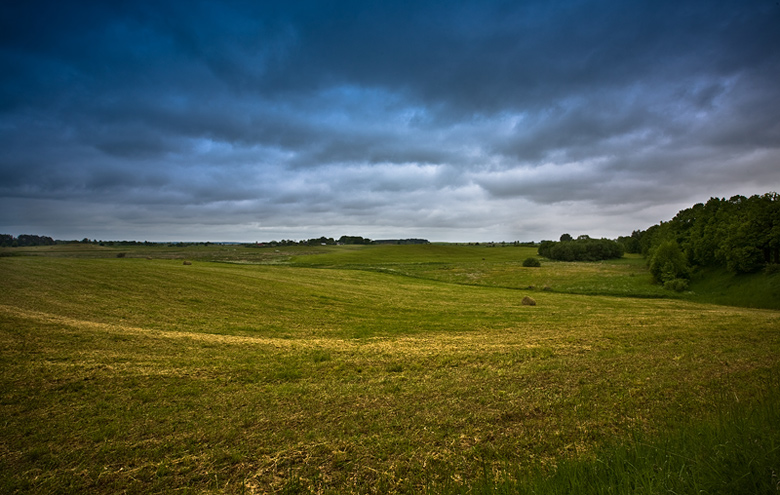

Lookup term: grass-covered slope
[687,265,780,310]
[289,243,780,309]
[6,242,779,308]
[291,245,669,298]
[1,251,779,493]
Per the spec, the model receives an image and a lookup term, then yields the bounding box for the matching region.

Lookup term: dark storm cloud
[1,0,779,241]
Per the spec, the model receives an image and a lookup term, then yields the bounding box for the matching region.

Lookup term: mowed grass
[1,250,779,493]
[291,244,661,295]
[289,243,780,309]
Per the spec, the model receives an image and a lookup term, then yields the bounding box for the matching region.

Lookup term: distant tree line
[538,235,624,261]
[255,236,430,247]
[0,234,55,247]
[372,238,429,245]
[256,238,334,247]
[0,236,228,247]
[618,193,780,280]
[338,236,373,245]
[255,235,377,247]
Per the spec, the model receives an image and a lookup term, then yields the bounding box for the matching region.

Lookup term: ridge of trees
[253,236,429,247]
[618,192,780,278]
[0,234,55,247]
[538,235,624,262]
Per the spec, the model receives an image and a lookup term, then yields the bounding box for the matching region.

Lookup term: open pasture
[289,244,666,299]
[1,246,779,493]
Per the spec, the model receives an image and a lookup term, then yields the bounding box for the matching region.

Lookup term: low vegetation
[522,257,541,267]
[1,243,779,493]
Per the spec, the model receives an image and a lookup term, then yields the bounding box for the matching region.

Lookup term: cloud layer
[2,0,779,241]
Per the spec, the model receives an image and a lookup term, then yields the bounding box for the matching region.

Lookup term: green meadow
[1,244,779,493]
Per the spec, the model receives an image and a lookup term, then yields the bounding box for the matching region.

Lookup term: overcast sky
[2,1,779,242]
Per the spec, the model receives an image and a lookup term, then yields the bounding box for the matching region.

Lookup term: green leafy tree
[537,241,555,258]
[630,192,779,274]
[538,237,623,262]
[617,230,643,254]
[649,241,690,285]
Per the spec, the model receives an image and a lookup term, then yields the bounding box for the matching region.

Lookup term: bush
[663,278,689,292]
[649,241,690,284]
[522,257,541,267]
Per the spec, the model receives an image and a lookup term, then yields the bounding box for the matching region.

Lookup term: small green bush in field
[522,257,541,267]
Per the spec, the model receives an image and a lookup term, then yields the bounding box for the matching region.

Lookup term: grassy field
[1,244,779,493]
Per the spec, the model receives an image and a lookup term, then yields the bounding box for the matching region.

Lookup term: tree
[338,235,371,245]
[649,241,690,285]
[538,237,624,262]
[631,192,779,274]
[559,233,573,242]
[537,241,555,258]
[617,230,643,254]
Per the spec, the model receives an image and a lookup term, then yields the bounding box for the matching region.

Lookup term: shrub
[523,257,541,267]
[663,278,689,292]
[649,241,690,284]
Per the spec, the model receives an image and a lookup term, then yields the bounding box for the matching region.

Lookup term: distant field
[1,245,779,493]
[288,243,780,309]
[5,242,779,308]
[289,244,668,299]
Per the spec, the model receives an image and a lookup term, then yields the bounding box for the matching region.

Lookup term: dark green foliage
[663,278,689,292]
[765,264,780,275]
[633,192,780,274]
[537,240,555,258]
[338,235,372,245]
[538,237,624,261]
[306,236,336,246]
[616,230,643,254]
[1,234,55,247]
[372,238,430,245]
[649,241,691,285]
[522,257,541,267]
